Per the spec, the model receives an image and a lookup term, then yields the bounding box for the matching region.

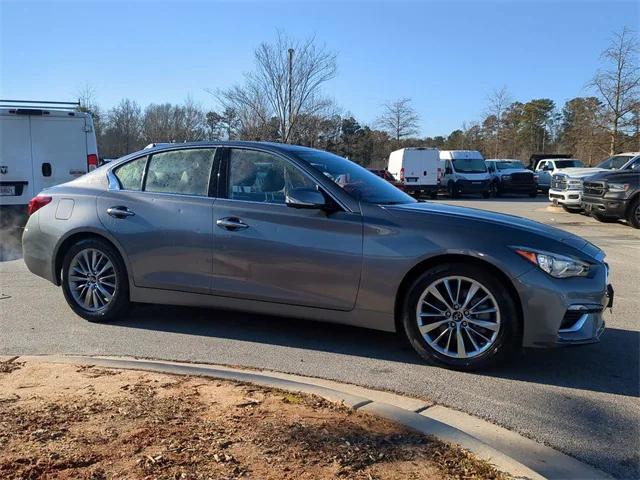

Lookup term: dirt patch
[0,361,510,479]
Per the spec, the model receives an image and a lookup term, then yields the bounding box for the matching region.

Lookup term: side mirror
[285,188,327,210]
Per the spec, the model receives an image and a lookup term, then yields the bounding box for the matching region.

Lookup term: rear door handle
[107,206,135,218]
[216,217,248,231]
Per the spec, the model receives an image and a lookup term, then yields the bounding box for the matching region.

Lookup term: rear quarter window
[113,156,146,190]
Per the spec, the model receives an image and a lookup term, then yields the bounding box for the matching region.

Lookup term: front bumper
[515,262,610,348]
[500,182,537,193]
[549,189,582,206]
[456,180,489,194]
[582,195,628,218]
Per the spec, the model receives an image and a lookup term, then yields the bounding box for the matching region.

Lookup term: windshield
[292,149,415,205]
[452,158,487,173]
[597,155,633,169]
[496,161,524,170]
[555,160,583,168]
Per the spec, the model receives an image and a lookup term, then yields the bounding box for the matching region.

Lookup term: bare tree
[590,26,640,154]
[484,86,512,157]
[104,99,143,157]
[376,98,420,142]
[213,31,337,143]
[76,84,104,150]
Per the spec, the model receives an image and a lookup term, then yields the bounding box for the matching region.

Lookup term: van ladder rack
[0,99,80,111]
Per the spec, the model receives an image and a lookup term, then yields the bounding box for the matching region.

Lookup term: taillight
[399,167,405,182]
[87,153,99,171]
[28,195,52,216]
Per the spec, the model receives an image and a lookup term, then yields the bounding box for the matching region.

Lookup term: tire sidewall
[628,198,640,229]
[402,263,519,370]
[61,238,129,322]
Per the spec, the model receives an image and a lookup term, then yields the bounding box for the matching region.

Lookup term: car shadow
[114,303,639,398]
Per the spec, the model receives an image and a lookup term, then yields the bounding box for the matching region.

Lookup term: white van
[0,101,98,221]
[439,150,491,198]
[387,147,440,198]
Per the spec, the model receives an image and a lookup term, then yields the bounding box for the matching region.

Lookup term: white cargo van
[0,100,98,222]
[387,147,440,198]
[439,150,491,198]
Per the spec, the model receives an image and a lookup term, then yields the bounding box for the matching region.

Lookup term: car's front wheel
[627,197,640,229]
[402,263,520,370]
[61,238,130,322]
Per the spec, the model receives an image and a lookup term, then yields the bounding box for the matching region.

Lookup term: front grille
[551,176,568,190]
[510,172,534,185]
[583,181,606,197]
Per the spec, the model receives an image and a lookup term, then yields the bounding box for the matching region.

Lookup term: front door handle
[216,217,248,231]
[107,206,135,218]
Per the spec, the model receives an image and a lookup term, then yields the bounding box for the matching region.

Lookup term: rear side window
[145,148,216,196]
[114,156,146,190]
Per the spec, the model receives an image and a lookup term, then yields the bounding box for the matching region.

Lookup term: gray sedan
[22,142,612,370]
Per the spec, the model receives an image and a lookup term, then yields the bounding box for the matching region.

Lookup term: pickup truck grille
[551,176,568,190]
[510,172,534,185]
[583,181,606,197]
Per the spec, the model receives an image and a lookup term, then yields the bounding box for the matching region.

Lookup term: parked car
[527,153,573,171]
[547,154,640,213]
[594,152,640,170]
[22,142,612,370]
[485,159,537,197]
[387,147,439,198]
[534,158,584,191]
[582,161,640,228]
[0,100,98,226]
[439,150,491,198]
[368,168,405,191]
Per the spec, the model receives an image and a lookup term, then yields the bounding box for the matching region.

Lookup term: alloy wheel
[68,248,117,312]
[416,276,501,359]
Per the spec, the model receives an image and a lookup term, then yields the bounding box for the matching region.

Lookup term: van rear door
[0,115,34,205]
[30,115,88,193]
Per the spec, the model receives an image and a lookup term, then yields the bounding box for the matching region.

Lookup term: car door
[211,147,363,311]
[536,161,551,187]
[97,147,218,294]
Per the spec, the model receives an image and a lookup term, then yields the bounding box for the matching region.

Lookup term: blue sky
[1,0,637,136]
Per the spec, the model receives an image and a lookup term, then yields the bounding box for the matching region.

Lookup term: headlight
[513,247,589,278]
[608,183,630,192]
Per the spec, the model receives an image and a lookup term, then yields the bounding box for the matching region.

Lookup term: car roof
[124,140,320,158]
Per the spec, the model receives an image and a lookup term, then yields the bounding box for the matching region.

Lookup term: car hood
[496,168,532,175]
[554,167,606,178]
[584,169,639,182]
[385,202,591,251]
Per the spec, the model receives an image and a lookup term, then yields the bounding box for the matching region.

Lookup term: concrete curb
[15,355,611,480]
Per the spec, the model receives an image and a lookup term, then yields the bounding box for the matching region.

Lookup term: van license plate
[0,186,15,196]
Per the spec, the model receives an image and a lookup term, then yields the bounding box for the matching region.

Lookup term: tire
[61,238,130,322]
[481,191,490,199]
[447,181,458,199]
[627,197,640,229]
[489,182,497,197]
[562,205,582,214]
[528,191,537,198]
[402,263,520,370]
[430,191,438,200]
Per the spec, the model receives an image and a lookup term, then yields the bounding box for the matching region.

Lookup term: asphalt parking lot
[1,196,639,479]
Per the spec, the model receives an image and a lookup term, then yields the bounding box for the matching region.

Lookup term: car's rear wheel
[402,263,520,370]
[447,181,458,198]
[61,238,130,322]
[627,197,640,229]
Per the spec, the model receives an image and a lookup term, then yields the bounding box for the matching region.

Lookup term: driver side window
[228,149,315,204]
